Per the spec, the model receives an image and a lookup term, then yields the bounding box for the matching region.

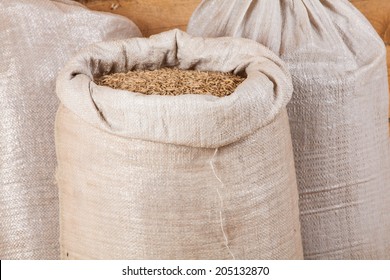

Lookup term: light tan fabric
[351,0,390,110]
[55,29,303,260]
[187,0,390,259]
[0,0,141,260]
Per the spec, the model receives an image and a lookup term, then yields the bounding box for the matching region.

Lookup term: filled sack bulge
[0,0,141,259]
[55,29,303,259]
[188,0,390,259]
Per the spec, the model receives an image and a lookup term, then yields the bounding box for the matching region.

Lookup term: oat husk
[96,68,245,97]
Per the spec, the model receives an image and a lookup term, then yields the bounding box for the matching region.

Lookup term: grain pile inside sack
[96,68,245,97]
[55,29,303,260]
[0,0,141,260]
[187,0,390,259]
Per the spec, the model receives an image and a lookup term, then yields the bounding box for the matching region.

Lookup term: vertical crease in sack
[0,0,141,260]
[55,29,303,260]
[187,0,390,259]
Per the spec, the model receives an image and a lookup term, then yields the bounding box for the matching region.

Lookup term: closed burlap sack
[187,0,390,259]
[0,0,141,260]
[55,29,303,260]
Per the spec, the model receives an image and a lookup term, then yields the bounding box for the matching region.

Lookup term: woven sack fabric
[0,0,141,259]
[187,0,390,259]
[55,29,303,260]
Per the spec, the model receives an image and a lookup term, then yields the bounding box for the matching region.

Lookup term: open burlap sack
[0,0,141,260]
[55,29,303,260]
[187,0,390,259]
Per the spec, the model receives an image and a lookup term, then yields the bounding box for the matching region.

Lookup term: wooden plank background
[76,0,390,125]
[76,0,201,36]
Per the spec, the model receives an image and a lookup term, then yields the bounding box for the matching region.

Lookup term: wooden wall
[76,0,201,36]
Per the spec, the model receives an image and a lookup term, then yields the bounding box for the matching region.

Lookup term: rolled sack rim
[56,29,293,148]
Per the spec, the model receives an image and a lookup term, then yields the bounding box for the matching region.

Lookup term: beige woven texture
[0,0,141,259]
[56,29,303,259]
[187,0,390,259]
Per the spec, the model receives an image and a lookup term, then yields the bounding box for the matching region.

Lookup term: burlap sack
[0,0,141,260]
[55,29,303,260]
[187,0,390,259]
